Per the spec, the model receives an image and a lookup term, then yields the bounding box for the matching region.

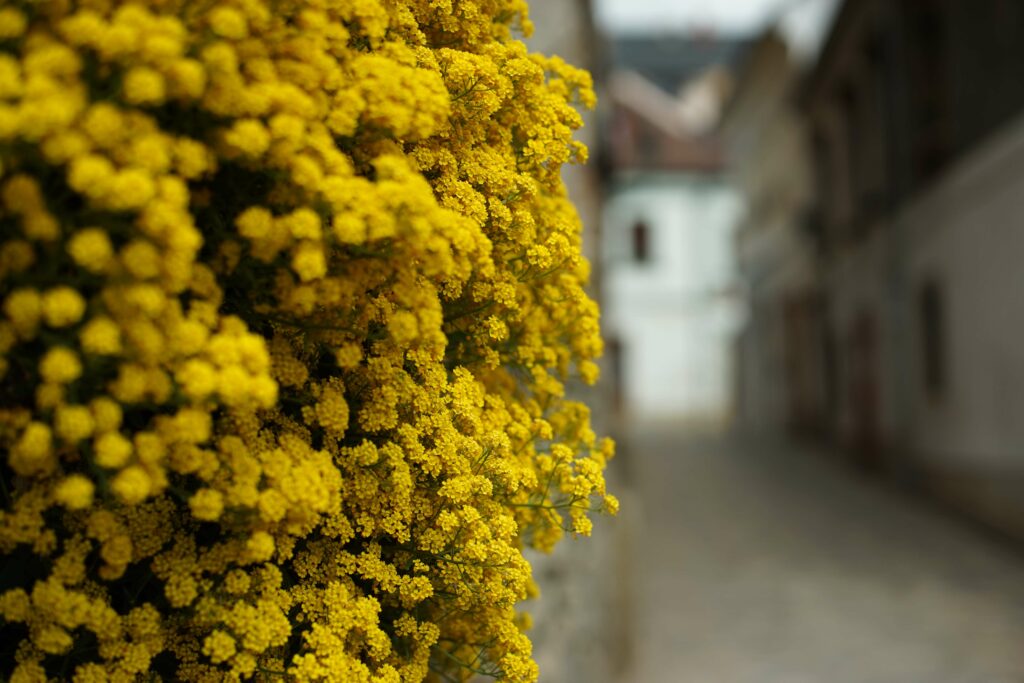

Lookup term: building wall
[898,112,1024,469]
[603,174,742,420]
[723,33,821,433]
[820,223,895,459]
[788,0,1024,532]
[523,6,631,683]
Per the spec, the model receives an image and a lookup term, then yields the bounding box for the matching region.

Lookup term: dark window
[918,279,946,397]
[904,0,951,184]
[810,128,836,253]
[842,82,862,229]
[631,220,650,263]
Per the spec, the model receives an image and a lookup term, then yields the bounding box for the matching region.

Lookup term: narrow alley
[619,427,1024,683]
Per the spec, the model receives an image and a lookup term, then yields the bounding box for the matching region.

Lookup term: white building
[603,172,742,420]
[600,58,744,422]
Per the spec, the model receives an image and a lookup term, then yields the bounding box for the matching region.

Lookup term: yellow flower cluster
[0,0,615,681]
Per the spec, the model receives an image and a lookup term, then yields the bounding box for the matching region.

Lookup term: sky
[594,0,841,60]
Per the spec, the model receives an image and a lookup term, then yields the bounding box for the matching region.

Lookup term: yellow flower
[42,287,86,327]
[10,422,55,476]
[202,630,237,664]
[0,240,34,274]
[315,383,349,438]
[122,67,166,105]
[54,404,96,443]
[36,382,64,410]
[107,168,156,210]
[82,103,124,148]
[68,228,114,273]
[39,347,82,384]
[35,624,74,654]
[290,242,326,282]
[4,288,42,335]
[94,432,132,469]
[165,58,207,100]
[283,208,321,240]
[235,205,273,240]
[1,174,42,213]
[0,7,27,39]
[223,119,270,158]
[54,474,95,510]
[120,239,162,279]
[110,465,151,504]
[80,316,122,355]
[245,531,274,562]
[67,154,115,200]
[176,359,217,400]
[188,488,224,521]
[89,396,123,432]
[22,209,60,241]
[208,7,248,39]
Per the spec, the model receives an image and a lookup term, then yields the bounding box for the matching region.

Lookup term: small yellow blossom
[54,404,95,442]
[188,488,224,521]
[290,242,326,282]
[10,422,54,476]
[0,7,27,39]
[90,396,123,432]
[110,466,151,504]
[41,287,86,327]
[67,154,116,198]
[108,168,156,210]
[224,119,270,158]
[80,316,122,355]
[203,630,237,664]
[94,432,133,469]
[54,474,95,510]
[4,288,42,335]
[208,8,248,39]
[39,347,82,384]
[245,531,274,562]
[123,67,166,106]
[68,228,114,273]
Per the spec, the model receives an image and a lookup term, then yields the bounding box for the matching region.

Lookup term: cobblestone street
[614,426,1024,683]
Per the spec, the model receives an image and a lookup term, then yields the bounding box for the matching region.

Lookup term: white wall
[603,173,742,420]
[821,111,1024,470]
[898,113,1024,469]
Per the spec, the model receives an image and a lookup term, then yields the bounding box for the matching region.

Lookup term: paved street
[617,426,1024,683]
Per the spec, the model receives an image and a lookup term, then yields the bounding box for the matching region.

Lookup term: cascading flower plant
[0,0,616,680]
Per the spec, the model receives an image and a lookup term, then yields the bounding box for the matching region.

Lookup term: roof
[605,70,727,172]
[610,34,751,95]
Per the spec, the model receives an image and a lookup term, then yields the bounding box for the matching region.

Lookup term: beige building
[524,5,629,683]
[737,0,1024,538]
[600,37,746,423]
[722,31,824,434]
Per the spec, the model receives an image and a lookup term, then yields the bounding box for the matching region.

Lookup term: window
[918,279,946,398]
[905,0,951,184]
[810,129,833,252]
[631,219,650,263]
[842,81,862,231]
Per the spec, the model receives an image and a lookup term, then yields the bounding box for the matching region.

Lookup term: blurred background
[525,1,1024,681]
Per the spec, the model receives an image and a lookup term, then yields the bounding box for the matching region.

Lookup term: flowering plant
[0,0,614,680]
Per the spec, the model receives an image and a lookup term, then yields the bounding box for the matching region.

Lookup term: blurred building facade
[525,6,630,683]
[722,31,822,434]
[601,37,745,421]
[729,0,1024,538]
